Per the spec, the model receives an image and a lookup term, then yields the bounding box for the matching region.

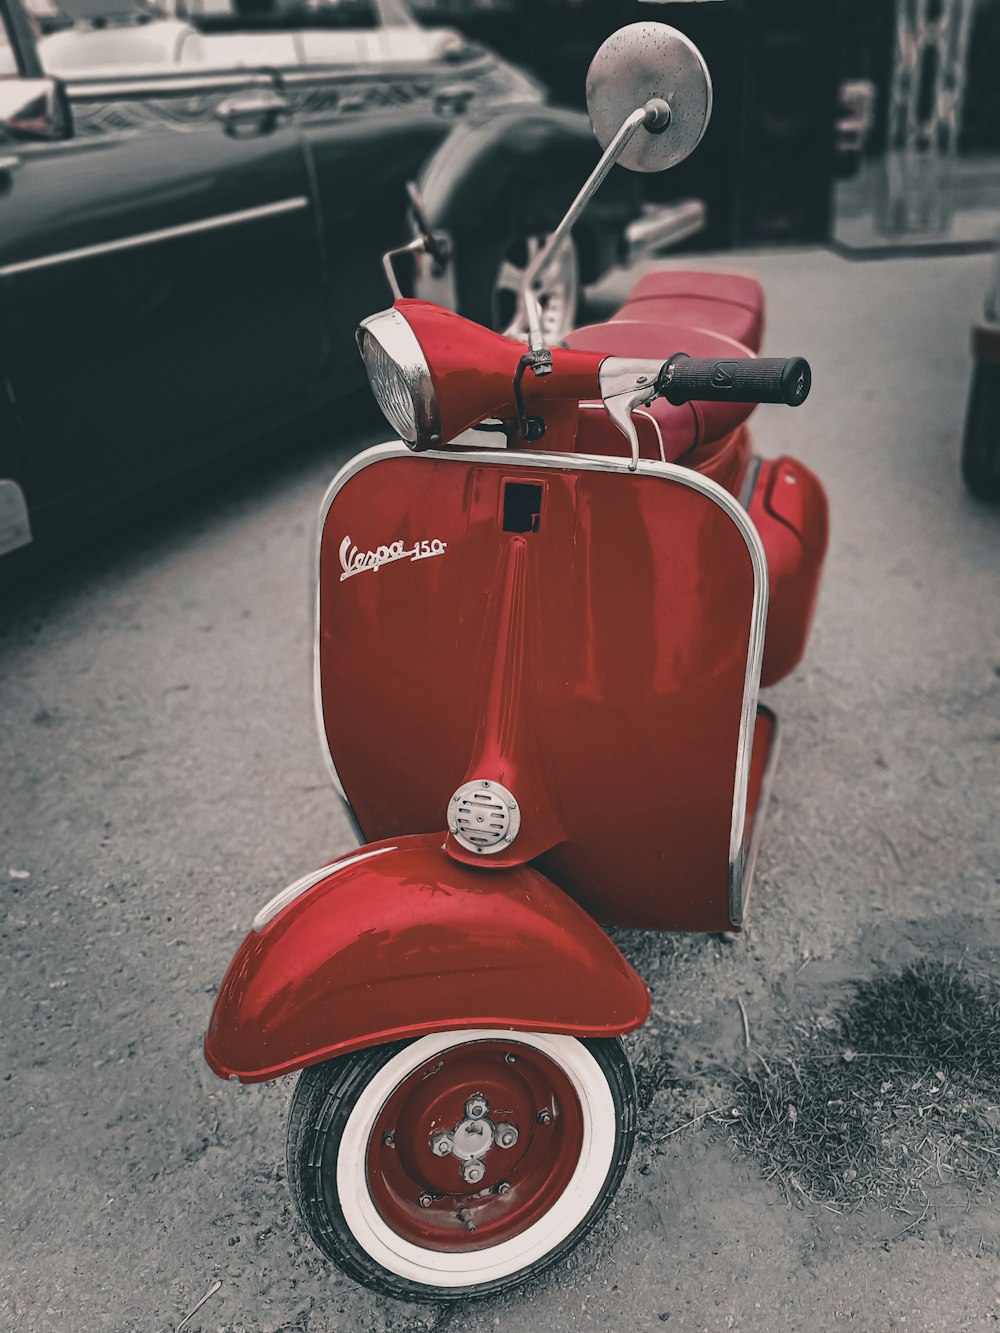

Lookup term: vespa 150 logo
[339,534,448,582]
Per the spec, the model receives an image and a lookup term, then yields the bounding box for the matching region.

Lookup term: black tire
[286,1032,636,1303]
[961,359,1000,502]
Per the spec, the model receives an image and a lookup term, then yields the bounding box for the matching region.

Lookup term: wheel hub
[365,1039,585,1252]
[450,1116,496,1160]
[430,1094,522,1184]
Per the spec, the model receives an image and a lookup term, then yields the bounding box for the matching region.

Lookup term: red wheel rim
[366,1039,585,1252]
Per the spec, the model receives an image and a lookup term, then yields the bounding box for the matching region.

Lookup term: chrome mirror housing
[586,22,712,174]
[0,78,72,144]
[519,22,712,353]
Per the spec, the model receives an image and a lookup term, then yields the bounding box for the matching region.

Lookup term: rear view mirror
[519,22,713,354]
[0,78,72,143]
[586,21,712,173]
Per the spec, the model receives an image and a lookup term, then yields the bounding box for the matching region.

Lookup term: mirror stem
[522,104,654,354]
[382,236,427,301]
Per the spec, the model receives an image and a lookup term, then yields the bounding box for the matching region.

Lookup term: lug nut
[496,1180,511,1196]
[431,1133,453,1157]
[418,1194,433,1209]
[461,1159,486,1184]
[536,1108,553,1126]
[495,1123,519,1149]
[465,1095,488,1120]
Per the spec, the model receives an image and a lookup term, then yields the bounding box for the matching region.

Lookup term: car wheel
[436,228,580,343]
[286,1030,636,1302]
[961,359,1000,502]
[492,233,580,342]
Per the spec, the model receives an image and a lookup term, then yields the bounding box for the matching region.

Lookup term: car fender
[416,105,638,282]
[205,833,650,1083]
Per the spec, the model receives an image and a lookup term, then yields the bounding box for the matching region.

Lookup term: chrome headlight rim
[356,308,441,452]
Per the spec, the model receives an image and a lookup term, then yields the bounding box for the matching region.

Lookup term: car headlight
[356,308,441,451]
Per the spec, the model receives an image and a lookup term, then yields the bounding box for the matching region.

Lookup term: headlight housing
[356,308,441,451]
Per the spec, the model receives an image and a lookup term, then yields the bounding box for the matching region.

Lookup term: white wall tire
[286,1032,636,1302]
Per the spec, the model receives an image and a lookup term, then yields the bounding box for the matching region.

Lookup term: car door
[283,0,456,375]
[0,4,328,525]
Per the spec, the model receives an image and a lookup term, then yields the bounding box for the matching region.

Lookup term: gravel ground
[2,245,999,1333]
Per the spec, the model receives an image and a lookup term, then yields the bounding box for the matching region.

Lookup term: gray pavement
[2,246,999,1333]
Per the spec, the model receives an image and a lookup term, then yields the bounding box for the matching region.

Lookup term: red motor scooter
[205,23,828,1302]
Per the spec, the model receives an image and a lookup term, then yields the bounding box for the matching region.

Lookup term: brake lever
[598,350,811,470]
[598,359,664,471]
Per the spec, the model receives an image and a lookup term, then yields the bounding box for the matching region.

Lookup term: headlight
[356,308,441,451]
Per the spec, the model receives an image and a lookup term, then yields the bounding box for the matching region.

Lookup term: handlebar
[657,354,811,407]
[598,350,812,473]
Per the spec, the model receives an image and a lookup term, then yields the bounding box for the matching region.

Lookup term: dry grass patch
[726,960,1000,1216]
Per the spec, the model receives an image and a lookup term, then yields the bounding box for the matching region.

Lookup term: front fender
[417,105,638,279]
[205,833,650,1083]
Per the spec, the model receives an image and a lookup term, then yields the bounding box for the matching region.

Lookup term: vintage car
[0,0,694,558]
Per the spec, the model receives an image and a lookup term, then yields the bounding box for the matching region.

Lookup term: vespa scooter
[205,22,829,1302]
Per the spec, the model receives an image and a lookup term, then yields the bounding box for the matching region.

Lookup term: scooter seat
[613,270,765,352]
[565,319,758,459]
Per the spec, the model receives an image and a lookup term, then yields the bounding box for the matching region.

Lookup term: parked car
[0,0,660,558]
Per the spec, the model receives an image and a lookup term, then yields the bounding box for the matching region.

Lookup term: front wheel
[286,1031,636,1302]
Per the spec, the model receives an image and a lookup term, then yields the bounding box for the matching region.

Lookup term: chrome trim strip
[730,705,780,926]
[0,197,309,279]
[737,454,763,512]
[0,479,32,556]
[313,581,365,845]
[279,53,496,85]
[252,845,397,931]
[65,54,497,99]
[66,72,276,98]
[314,442,767,890]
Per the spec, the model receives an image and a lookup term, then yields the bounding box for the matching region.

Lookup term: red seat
[565,319,759,460]
[614,270,765,353]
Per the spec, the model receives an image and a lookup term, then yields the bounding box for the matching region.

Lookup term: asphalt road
[2,246,999,1333]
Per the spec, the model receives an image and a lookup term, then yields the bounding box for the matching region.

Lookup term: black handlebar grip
[658,354,812,407]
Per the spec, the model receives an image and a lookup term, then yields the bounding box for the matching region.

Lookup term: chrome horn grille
[447,780,521,855]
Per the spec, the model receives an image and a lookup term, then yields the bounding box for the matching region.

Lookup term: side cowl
[204,833,650,1083]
